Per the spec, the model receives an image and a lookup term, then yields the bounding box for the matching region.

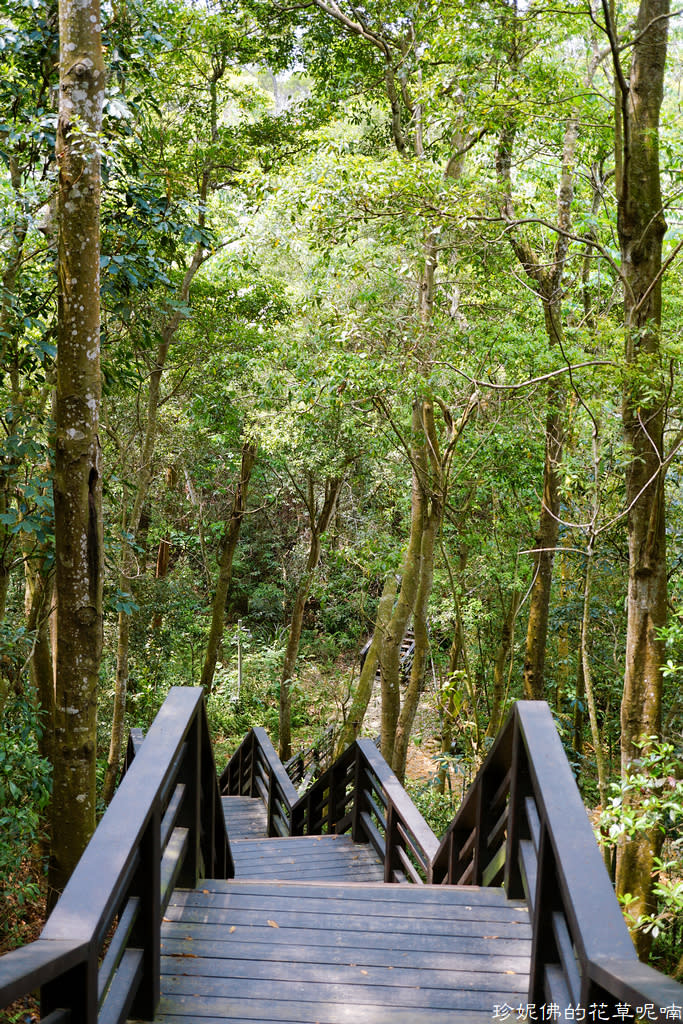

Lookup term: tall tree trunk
[496,64,584,699]
[604,0,670,958]
[279,474,344,760]
[486,589,521,739]
[522,380,564,699]
[392,499,440,783]
[336,574,397,754]
[200,442,257,694]
[49,0,105,904]
[23,538,55,765]
[378,403,425,766]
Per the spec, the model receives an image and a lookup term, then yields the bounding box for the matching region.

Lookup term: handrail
[220,728,439,881]
[220,726,298,836]
[291,738,439,882]
[0,686,233,1024]
[430,700,683,1018]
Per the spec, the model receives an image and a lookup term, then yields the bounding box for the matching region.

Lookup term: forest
[0,0,682,988]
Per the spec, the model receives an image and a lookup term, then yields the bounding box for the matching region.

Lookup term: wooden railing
[291,738,439,883]
[219,726,298,837]
[0,687,232,1024]
[430,700,683,1018]
[220,729,439,882]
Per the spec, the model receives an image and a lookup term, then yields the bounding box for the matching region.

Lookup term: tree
[200,440,257,694]
[49,0,105,901]
[602,0,673,957]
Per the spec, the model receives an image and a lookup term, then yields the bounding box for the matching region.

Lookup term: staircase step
[231,835,384,882]
[222,796,268,840]
[158,880,531,1023]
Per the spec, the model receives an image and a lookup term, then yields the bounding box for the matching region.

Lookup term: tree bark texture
[379,403,425,766]
[279,475,344,760]
[392,496,440,783]
[49,0,105,903]
[608,0,670,956]
[200,442,257,694]
[336,574,397,754]
[522,384,564,699]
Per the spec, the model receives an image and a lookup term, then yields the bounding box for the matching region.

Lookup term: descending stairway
[156,791,532,1023]
[2,689,682,1024]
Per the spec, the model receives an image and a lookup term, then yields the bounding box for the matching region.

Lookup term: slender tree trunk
[486,589,520,739]
[392,500,440,783]
[379,404,425,766]
[496,82,582,700]
[200,442,256,694]
[336,574,397,754]
[49,0,105,904]
[606,0,670,958]
[523,380,564,699]
[23,539,55,765]
[279,475,344,760]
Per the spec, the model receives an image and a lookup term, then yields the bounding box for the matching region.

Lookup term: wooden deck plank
[160,972,527,1005]
[163,903,528,932]
[197,877,524,907]
[159,942,529,973]
[160,955,528,990]
[155,991,513,1020]
[169,888,528,922]
[158,878,530,1023]
[160,930,530,957]
[230,836,384,882]
[153,1004,496,1024]
[222,797,268,840]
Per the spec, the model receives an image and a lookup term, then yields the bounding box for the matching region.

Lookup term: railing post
[351,746,363,842]
[266,770,275,836]
[177,708,202,886]
[42,956,97,1024]
[130,801,161,1019]
[504,712,527,898]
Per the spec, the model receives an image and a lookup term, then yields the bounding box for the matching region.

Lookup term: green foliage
[406,781,458,840]
[0,689,51,944]
[599,739,683,969]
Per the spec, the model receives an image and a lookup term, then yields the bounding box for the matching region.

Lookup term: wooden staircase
[1,688,682,1024]
[156,789,531,1022]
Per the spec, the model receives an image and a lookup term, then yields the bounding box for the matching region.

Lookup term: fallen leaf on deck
[230,926,236,933]
[267,920,279,928]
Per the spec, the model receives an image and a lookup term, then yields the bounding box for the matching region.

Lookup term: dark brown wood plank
[229,835,384,882]
[155,992,513,1021]
[160,971,527,1005]
[160,942,529,974]
[153,1004,495,1024]
[222,797,268,840]
[160,954,528,990]
[163,902,529,933]
[196,877,524,907]
[169,887,528,923]
[158,875,530,1023]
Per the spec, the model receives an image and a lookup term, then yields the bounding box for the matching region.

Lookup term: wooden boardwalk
[156,794,531,1023]
[3,694,682,1024]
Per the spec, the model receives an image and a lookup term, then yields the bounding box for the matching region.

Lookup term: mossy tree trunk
[49,0,105,904]
[336,574,397,754]
[603,0,670,958]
